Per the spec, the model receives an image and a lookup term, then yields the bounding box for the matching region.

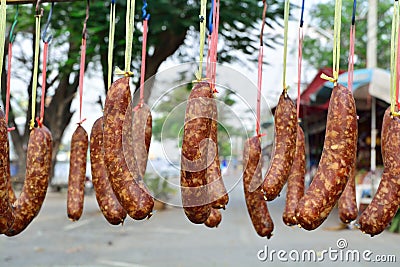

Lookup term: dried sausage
[132,104,152,177]
[90,117,127,225]
[243,136,274,238]
[180,81,213,224]
[358,108,400,236]
[282,125,306,226]
[67,125,89,221]
[103,77,154,220]
[262,92,297,201]
[204,208,222,228]
[0,109,14,234]
[338,157,358,224]
[6,126,53,236]
[295,84,357,230]
[207,97,228,209]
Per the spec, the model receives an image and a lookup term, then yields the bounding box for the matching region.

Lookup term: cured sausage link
[262,92,297,201]
[283,125,306,226]
[358,108,400,236]
[103,77,154,220]
[243,136,274,238]
[0,109,14,234]
[90,117,127,225]
[207,97,228,209]
[67,126,89,221]
[295,84,357,230]
[180,82,213,224]
[6,126,53,236]
[204,208,222,228]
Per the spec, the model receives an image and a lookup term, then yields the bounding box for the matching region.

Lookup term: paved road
[1,172,399,267]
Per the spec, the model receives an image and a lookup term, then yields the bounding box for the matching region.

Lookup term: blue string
[208,0,214,34]
[300,0,305,27]
[351,0,356,25]
[142,0,150,20]
[41,2,54,43]
[111,0,116,4]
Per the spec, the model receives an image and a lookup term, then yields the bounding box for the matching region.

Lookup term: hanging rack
[6,0,80,5]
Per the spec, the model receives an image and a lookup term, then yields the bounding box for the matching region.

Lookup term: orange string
[297,27,303,119]
[78,37,86,124]
[348,25,355,92]
[39,41,49,127]
[256,45,264,136]
[206,0,219,93]
[397,20,400,109]
[6,42,12,126]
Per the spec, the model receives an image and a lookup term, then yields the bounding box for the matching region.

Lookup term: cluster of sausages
[0,109,53,236]
[241,84,359,237]
[67,77,154,225]
[180,81,228,228]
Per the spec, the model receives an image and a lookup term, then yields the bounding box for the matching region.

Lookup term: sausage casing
[262,92,297,201]
[180,82,213,224]
[207,97,228,209]
[338,157,358,224]
[243,136,274,238]
[295,84,357,230]
[103,77,154,220]
[358,108,400,236]
[6,126,53,236]
[0,109,14,234]
[132,104,152,177]
[282,125,306,226]
[67,125,89,221]
[90,117,127,225]
[204,208,222,228]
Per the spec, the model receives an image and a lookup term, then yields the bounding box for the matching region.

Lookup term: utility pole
[367,0,377,195]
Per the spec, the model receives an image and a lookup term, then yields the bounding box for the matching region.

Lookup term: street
[1,170,399,267]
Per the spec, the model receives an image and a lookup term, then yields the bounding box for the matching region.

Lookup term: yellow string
[107,2,116,89]
[0,0,6,96]
[390,0,399,114]
[282,0,290,93]
[195,0,207,81]
[121,0,135,76]
[320,0,342,86]
[30,14,42,129]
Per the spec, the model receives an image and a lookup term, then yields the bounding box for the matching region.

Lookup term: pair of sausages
[358,108,400,236]
[90,117,127,225]
[295,84,358,230]
[102,77,154,220]
[0,109,53,236]
[180,81,229,225]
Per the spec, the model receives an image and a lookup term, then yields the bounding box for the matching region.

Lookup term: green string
[320,0,342,85]
[108,1,116,88]
[30,13,42,129]
[195,0,207,81]
[332,0,342,84]
[115,0,135,76]
[0,0,6,96]
[390,0,399,114]
[282,0,290,92]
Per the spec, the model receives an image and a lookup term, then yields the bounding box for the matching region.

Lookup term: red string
[6,42,12,126]
[206,0,219,93]
[256,45,263,136]
[397,20,400,109]
[348,25,355,92]
[39,41,49,126]
[78,37,86,124]
[297,27,303,119]
[139,19,148,106]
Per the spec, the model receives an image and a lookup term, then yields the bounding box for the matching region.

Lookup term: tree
[302,0,392,70]
[1,0,288,183]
